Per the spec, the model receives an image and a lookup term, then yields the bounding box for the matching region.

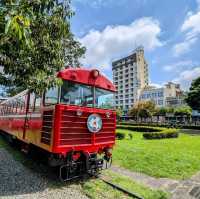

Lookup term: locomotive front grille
[59,110,115,146]
[41,110,53,145]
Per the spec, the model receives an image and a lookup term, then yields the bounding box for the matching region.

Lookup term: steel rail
[100,177,144,199]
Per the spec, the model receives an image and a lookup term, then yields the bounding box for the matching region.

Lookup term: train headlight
[91,69,100,78]
[76,110,83,116]
[106,112,111,118]
[87,114,102,133]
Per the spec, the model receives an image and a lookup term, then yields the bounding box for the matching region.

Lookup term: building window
[158,92,163,97]
[158,100,163,105]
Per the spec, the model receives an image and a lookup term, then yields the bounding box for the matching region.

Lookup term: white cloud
[181,11,200,40]
[163,60,196,72]
[173,67,200,90]
[173,6,200,57]
[149,83,163,88]
[79,17,162,70]
[173,37,197,57]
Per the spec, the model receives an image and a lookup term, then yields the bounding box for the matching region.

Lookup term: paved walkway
[111,165,200,199]
[180,129,200,136]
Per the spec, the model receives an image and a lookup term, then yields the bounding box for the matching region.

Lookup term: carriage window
[61,81,93,107]
[95,88,115,109]
[34,95,41,112]
[29,93,35,112]
[19,95,26,113]
[45,87,58,105]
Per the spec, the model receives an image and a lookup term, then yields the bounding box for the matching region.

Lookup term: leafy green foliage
[116,132,126,140]
[129,101,156,120]
[118,122,200,130]
[116,107,123,118]
[174,106,192,117]
[186,77,200,111]
[117,125,161,132]
[154,107,168,116]
[0,0,86,95]
[143,129,179,139]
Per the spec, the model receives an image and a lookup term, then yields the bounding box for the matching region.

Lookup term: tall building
[139,82,186,107]
[112,47,149,113]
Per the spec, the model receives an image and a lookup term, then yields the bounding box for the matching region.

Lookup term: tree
[154,107,168,123]
[0,0,86,96]
[186,77,200,111]
[116,107,123,119]
[174,106,192,117]
[129,101,156,121]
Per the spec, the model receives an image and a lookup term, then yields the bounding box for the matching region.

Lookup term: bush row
[119,122,167,128]
[118,122,200,130]
[143,129,179,140]
[181,125,200,130]
[117,125,162,132]
[116,125,179,140]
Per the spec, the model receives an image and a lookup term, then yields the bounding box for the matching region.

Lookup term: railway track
[100,176,144,199]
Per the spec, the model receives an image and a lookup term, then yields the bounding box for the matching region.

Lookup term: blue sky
[71,0,200,90]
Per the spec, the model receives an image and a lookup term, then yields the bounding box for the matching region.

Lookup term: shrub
[117,125,161,132]
[181,125,200,130]
[143,129,179,140]
[118,122,167,128]
[128,133,133,140]
[118,122,200,130]
[116,132,126,140]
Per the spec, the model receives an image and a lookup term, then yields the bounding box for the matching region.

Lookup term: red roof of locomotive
[57,68,116,92]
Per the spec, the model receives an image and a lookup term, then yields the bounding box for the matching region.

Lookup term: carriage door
[40,88,59,146]
[23,92,42,144]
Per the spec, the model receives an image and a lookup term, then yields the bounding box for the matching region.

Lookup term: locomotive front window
[61,81,93,107]
[94,88,114,109]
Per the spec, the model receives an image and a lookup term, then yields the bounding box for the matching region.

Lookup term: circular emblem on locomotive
[87,114,102,133]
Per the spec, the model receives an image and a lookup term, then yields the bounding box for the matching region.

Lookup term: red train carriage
[0,68,116,180]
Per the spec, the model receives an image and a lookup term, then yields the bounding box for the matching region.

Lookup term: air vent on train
[41,110,53,145]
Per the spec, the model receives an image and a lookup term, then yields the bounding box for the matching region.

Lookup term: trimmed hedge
[116,132,126,140]
[119,122,168,128]
[143,129,179,140]
[117,125,179,140]
[181,125,200,130]
[118,122,200,130]
[117,125,161,132]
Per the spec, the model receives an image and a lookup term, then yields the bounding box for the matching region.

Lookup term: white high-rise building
[112,47,149,113]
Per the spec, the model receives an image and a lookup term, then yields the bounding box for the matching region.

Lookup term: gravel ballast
[0,148,88,199]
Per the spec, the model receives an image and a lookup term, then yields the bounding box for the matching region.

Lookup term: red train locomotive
[0,68,116,180]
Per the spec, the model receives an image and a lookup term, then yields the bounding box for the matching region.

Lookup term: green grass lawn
[82,170,169,199]
[113,129,200,180]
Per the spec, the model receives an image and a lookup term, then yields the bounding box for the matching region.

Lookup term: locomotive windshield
[95,87,114,109]
[60,81,93,107]
[60,81,114,109]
